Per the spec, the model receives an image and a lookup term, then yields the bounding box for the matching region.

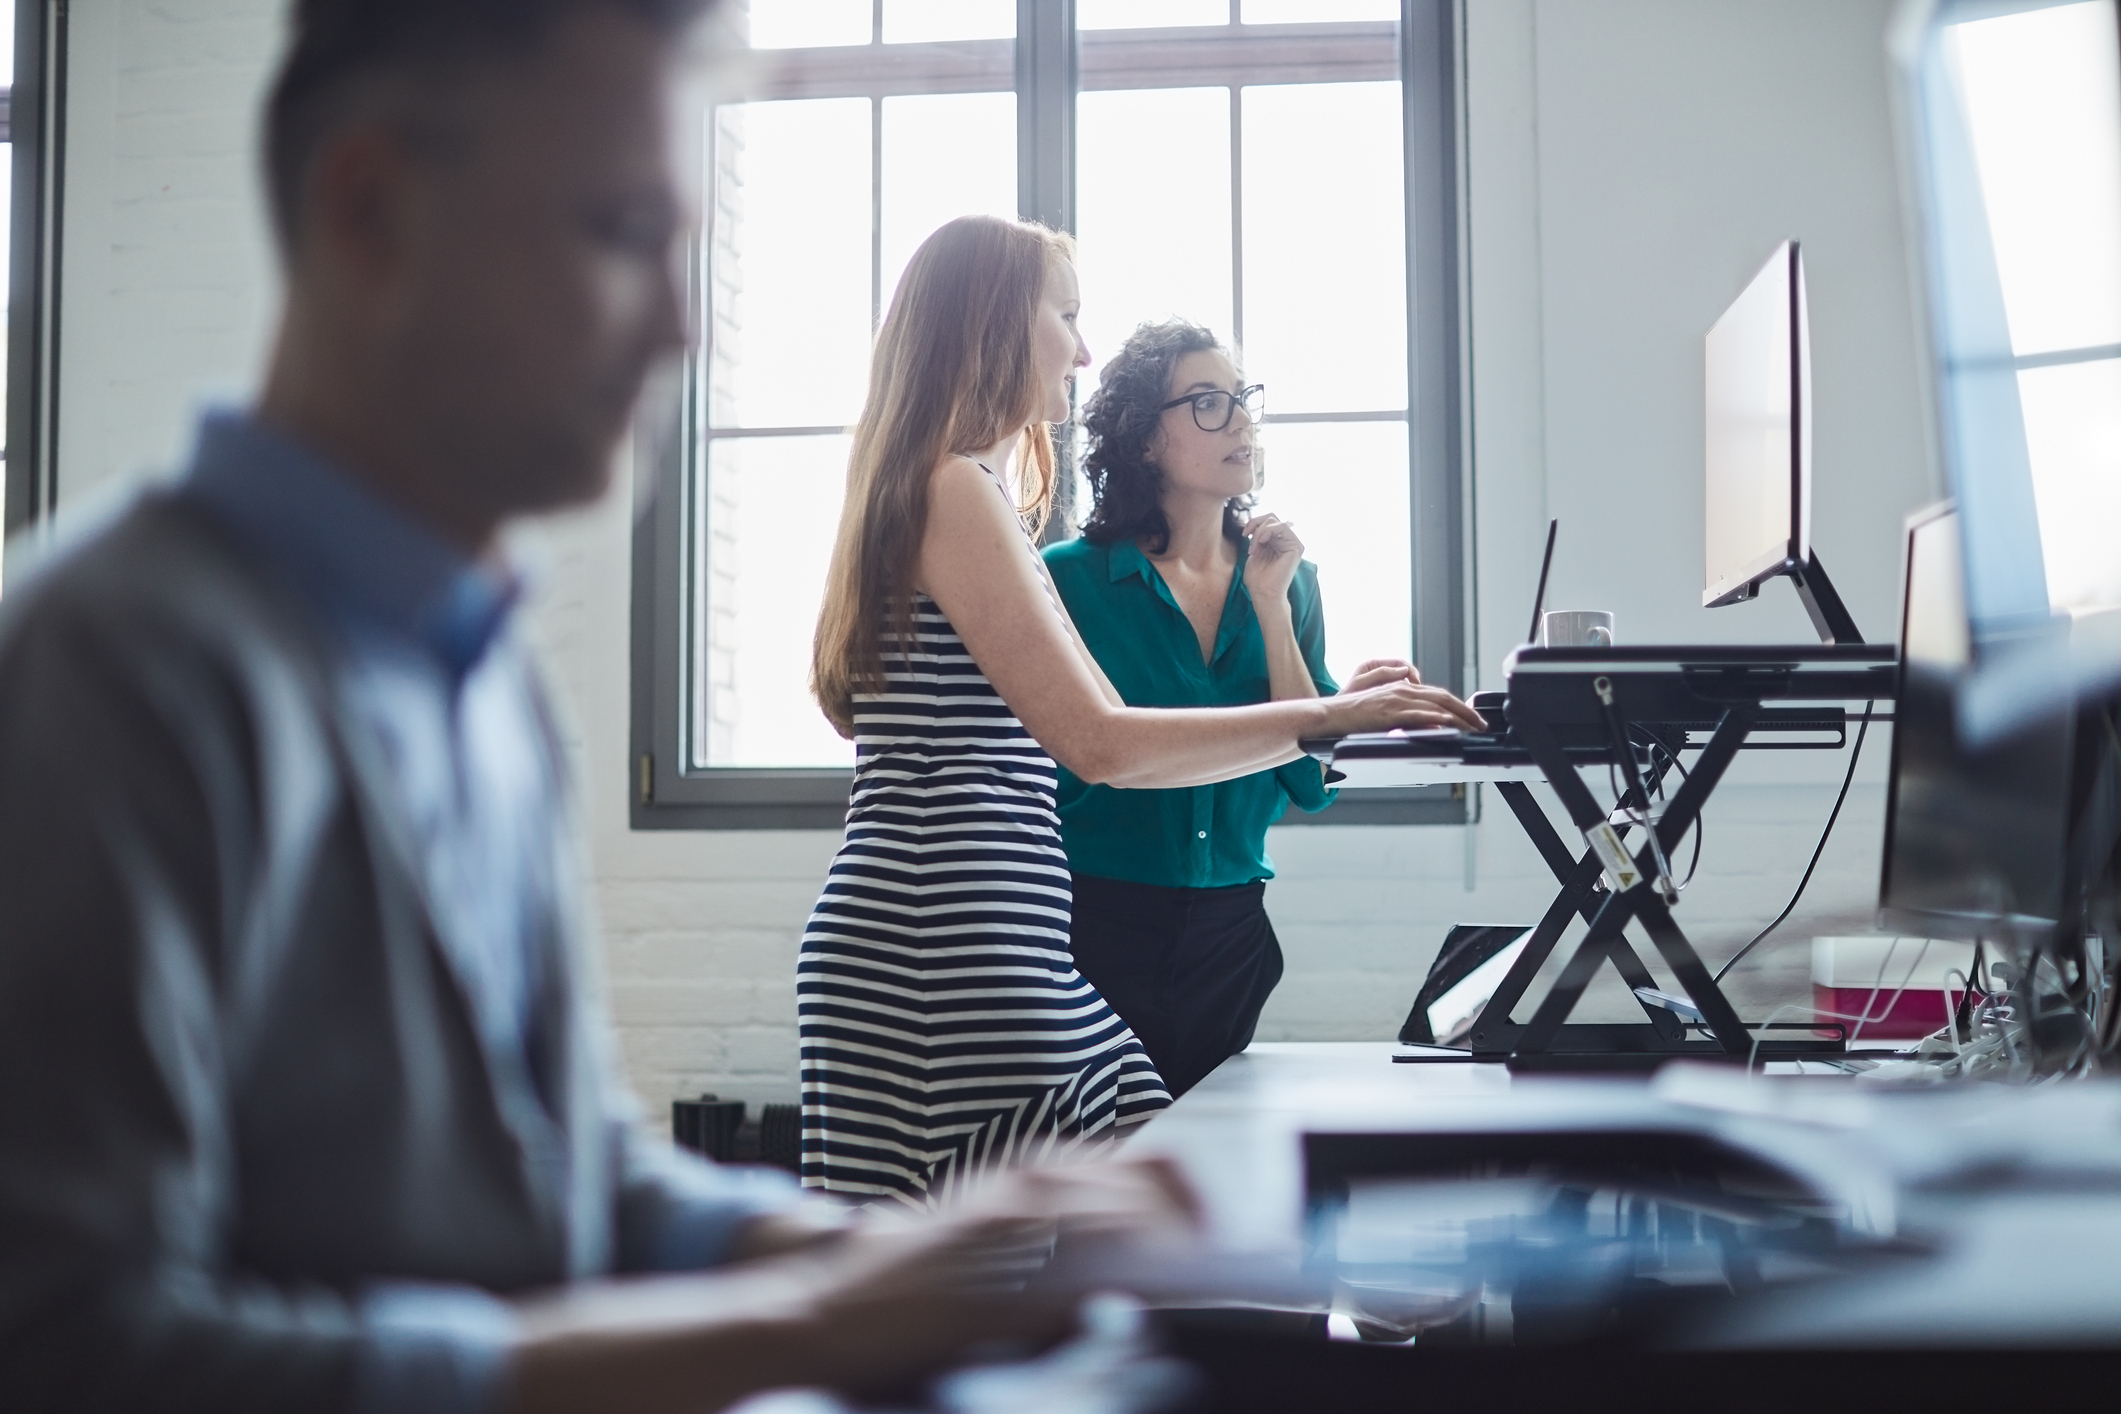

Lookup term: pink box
[1811,936,1975,1040]
[1811,984,1956,1039]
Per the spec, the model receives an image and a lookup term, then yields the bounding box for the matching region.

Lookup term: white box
[1811,935,1977,989]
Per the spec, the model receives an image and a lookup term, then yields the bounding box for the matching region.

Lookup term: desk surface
[1124,1042,1878,1246]
[1123,1043,1511,1256]
[1122,1041,2121,1351]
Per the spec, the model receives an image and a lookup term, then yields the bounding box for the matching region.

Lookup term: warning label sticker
[1583,821,1643,894]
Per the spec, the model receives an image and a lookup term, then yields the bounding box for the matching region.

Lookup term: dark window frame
[632,0,1470,829]
[6,0,62,544]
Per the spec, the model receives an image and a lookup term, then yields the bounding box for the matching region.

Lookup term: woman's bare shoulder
[916,455,1024,597]
[929,452,1003,498]
[926,454,1015,526]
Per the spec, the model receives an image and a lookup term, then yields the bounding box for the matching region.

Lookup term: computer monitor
[1702,241,1863,643]
[1890,0,2121,740]
[1878,503,2074,941]
[1704,240,1809,610]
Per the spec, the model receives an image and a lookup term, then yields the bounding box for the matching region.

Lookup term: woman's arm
[917,458,1482,789]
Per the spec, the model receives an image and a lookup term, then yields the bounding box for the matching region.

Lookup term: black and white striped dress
[798,592,1172,1205]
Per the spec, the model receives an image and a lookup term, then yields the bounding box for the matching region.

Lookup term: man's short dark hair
[265,0,714,253]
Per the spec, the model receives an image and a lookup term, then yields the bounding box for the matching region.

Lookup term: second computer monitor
[1703,240,1810,611]
[1879,503,2074,941]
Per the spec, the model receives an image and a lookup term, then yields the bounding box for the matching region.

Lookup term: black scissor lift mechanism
[1337,645,1898,1071]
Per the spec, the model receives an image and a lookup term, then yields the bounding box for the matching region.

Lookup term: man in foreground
[0,2,1193,1410]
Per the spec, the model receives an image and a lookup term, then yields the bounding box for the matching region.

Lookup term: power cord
[1638,730,1704,890]
[1712,702,1875,986]
[1604,743,1701,888]
[1849,936,1931,1045]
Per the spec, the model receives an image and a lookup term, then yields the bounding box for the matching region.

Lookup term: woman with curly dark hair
[1043,318,1474,1097]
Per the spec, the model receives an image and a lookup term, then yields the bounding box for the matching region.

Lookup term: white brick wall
[56,0,283,510]
[44,0,1931,1126]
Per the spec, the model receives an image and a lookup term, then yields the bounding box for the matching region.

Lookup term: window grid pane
[693,436,859,770]
[1242,0,1398,23]
[879,92,1020,312]
[744,0,873,49]
[694,82,1016,769]
[1240,81,1407,415]
[707,99,874,430]
[883,0,1015,44]
[1253,420,1412,683]
[1079,0,1230,31]
[1075,86,1234,401]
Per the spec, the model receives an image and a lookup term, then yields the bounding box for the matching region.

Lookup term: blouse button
[1197,831,1207,839]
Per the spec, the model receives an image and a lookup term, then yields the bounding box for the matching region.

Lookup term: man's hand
[723,1200,859,1263]
[503,1158,1204,1414]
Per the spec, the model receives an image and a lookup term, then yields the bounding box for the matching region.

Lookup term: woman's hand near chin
[1240,512,1304,612]
[1320,678,1487,736]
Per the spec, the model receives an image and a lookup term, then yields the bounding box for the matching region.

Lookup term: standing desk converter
[1305,643,1898,1070]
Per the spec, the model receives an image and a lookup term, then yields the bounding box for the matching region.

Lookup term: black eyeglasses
[1158,383,1266,432]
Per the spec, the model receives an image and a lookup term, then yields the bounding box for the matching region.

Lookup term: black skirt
[1067,873,1286,1099]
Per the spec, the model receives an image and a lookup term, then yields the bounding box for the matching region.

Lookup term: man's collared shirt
[1044,535,1338,890]
[173,412,797,1414]
[183,411,551,1071]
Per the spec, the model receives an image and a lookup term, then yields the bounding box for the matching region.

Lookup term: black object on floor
[671,1096,801,1173]
[756,1103,801,1172]
[671,1094,745,1160]
[1399,925,1534,1045]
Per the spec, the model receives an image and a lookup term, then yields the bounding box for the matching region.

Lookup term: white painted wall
[43,0,1938,1118]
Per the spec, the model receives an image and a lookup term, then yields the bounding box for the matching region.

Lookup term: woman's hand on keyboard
[1321,678,1487,735]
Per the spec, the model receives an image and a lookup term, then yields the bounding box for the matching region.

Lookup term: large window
[634,0,1467,827]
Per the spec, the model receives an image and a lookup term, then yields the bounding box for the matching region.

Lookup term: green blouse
[1043,535,1339,889]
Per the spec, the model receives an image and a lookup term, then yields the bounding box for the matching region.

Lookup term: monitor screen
[1879,504,2074,938]
[1703,241,1810,608]
[1895,0,2121,639]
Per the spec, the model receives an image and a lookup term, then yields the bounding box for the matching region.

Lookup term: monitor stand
[1725,549,1865,646]
[1458,703,1851,1071]
[1788,550,1864,646]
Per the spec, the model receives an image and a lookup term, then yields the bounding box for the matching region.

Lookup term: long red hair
[811,215,1073,737]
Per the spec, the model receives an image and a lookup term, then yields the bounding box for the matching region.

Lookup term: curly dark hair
[1080,319,1252,552]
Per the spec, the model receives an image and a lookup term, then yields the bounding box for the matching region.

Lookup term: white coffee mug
[1542,609,1615,648]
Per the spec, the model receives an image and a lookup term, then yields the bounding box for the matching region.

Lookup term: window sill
[631,777,1467,830]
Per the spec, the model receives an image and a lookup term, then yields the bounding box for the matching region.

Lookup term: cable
[1594,679,1678,902]
[1746,1000,1880,1072]
[1940,968,1971,1044]
[1850,937,1932,1046]
[1712,702,1875,985]
[1639,732,1705,890]
[1604,726,1705,895]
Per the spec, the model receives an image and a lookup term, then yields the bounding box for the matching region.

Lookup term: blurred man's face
[386,12,696,520]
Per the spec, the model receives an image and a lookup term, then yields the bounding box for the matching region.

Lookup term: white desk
[1122,1042,1875,1260]
[1121,1042,1513,1258]
[1123,1040,2121,1357]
